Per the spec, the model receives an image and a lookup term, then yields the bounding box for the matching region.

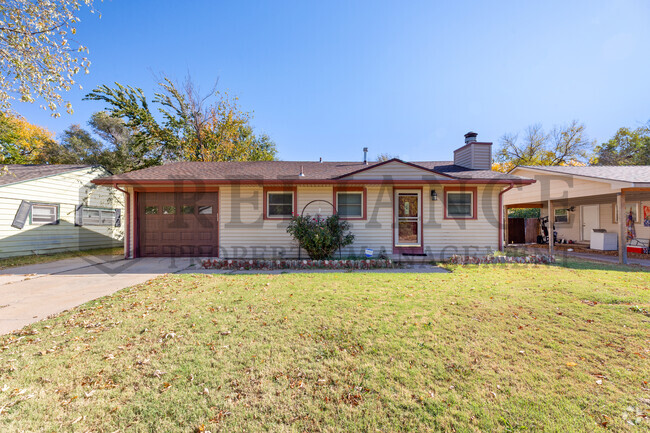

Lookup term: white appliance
[590,229,617,251]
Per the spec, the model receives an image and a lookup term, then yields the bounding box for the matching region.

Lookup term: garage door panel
[139,192,218,257]
[198,232,212,241]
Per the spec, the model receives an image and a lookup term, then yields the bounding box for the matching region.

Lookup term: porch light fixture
[431,190,438,201]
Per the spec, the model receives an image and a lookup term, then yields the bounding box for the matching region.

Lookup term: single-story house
[93,132,534,260]
[0,164,123,258]
[503,165,650,264]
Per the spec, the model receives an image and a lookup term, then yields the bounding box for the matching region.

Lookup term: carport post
[617,192,628,265]
[547,200,554,256]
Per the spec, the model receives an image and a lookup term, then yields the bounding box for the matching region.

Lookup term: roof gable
[335,159,456,180]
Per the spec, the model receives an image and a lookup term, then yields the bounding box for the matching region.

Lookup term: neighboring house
[503,165,650,263]
[0,165,123,258]
[93,132,534,260]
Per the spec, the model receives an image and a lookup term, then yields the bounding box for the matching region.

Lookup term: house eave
[93,178,535,187]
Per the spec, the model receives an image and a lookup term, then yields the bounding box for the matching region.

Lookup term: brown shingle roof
[0,164,94,187]
[93,160,530,184]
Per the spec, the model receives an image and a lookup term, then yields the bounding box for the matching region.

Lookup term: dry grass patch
[0,260,649,432]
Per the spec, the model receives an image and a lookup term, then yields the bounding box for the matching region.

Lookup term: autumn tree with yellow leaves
[0,112,57,164]
[0,0,98,116]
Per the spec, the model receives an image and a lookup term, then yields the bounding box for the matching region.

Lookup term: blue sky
[15,0,650,162]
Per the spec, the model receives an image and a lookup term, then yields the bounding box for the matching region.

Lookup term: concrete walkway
[0,257,199,335]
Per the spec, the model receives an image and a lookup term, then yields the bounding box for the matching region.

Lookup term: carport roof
[514,165,650,184]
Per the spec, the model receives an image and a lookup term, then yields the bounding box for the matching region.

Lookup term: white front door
[394,190,421,247]
[581,205,600,241]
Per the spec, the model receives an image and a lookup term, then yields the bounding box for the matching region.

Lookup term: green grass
[0,247,124,270]
[1,261,649,432]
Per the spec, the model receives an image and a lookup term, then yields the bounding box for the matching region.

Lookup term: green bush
[286,214,355,260]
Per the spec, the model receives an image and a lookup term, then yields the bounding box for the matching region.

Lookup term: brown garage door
[138,192,218,257]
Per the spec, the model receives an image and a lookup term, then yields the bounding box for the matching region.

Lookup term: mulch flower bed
[448,254,555,265]
[201,258,396,270]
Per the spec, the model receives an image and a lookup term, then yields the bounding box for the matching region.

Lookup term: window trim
[612,202,640,223]
[443,187,477,220]
[333,187,366,220]
[82,206,117,226]
[263,187,297,220]
[554,208,569,224]
[30,203,60,225]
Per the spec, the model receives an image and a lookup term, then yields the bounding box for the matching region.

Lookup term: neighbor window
[267,192,294,218]
[31,204,58,225]
[445,191,473,218]
[554,208,568,223]
[83,208,116,226]
[336,192,363,218]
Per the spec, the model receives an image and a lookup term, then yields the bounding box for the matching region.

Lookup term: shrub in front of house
[286,214,355,260]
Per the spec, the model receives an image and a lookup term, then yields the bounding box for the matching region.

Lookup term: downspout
[114,184,131,259]
[498,182,515,252]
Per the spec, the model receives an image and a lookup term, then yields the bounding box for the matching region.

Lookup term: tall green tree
[0,0,97,116]
[84,76,277,162]
[593,123,650,165]
[41,111,160,173]
[494,120,592,172]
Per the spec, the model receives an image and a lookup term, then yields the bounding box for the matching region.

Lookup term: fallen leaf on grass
[566,362,578,367]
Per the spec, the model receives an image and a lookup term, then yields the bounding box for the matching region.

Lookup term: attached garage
[138,191,218,257]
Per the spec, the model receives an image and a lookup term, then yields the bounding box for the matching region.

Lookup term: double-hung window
[336,191,364,218]
[266,191,294,218]
[445,190,474,219]
[554,208,568,223]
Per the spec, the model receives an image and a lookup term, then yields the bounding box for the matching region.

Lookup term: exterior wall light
[431,190,438,201]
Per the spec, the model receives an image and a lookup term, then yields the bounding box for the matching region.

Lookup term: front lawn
[1,262,649,432]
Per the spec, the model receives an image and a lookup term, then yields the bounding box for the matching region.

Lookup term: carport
[503,166,650,264]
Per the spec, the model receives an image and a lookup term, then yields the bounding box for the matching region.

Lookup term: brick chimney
[453,131,492,170]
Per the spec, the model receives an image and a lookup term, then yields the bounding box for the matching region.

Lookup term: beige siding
[214,184,502,259]
[342,161,449,180]
[0,167,124,258]
[219,185,298,258]
[504,168,630,204]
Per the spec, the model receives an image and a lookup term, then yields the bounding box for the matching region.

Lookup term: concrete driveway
[0,256,200,335]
